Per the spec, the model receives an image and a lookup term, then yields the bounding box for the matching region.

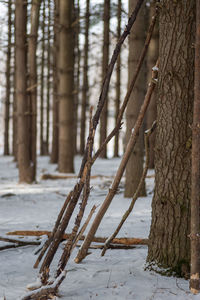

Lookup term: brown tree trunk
[40,0,45,156]
[147,0,195,276]
[15,0,33,183]
[114,0,121,158]
[146,3,159,169]
[58,0,75,173]
[4,0,12,155]
[124,0,146,197]
[50,0,60,164]
[80,0,90,155]
[99,0,110,158]
[13,2,18,161]
[190,0,200,293]
[27,0,41,181]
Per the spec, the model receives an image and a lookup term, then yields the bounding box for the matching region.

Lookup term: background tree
[147,0,195,276]
[99,0,110,158]
[124,0,146,197]
[58,0,75,173]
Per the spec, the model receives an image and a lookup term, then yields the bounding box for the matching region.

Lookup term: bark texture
[124,0,147,197]
[99,0,110,158]
[58,0,75,173]
[147,0,195,276]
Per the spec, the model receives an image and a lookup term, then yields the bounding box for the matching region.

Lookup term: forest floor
[0,155,198,300]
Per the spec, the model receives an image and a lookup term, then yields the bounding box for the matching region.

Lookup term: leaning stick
[101,121,157,256]
[75,61,159,264]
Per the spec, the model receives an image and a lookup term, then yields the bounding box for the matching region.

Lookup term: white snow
[0,155,198,299]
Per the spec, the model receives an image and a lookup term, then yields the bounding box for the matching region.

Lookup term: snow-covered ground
[0,155,197,300]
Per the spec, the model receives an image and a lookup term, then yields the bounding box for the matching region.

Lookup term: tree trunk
[40,0,45,156]
[27,0,41,181]
[80,0,90,155]
[114,0,121,158]
[58,0,75,173]
[13,1,18,161]
[146,3,159,169]
[147,0,195,277]
[124,0,146,197]
[15,0,33,183]
[99,0,110,158]
[50,0,60,164]
[190,0,200,293]
[4,0,12,155]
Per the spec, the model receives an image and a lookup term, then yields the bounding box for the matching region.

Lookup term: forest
[0,0,199,299]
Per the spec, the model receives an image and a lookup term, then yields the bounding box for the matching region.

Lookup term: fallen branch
[41,174,112,180]
[75,61,159,264]
[0,236,40,246]
[7,231,148,246]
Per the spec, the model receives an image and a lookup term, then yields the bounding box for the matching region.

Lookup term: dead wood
[7,231,148,246]
[0,236,40,246]
[41,174,112,180]
[75,61,159,264]
[101,121,157,256]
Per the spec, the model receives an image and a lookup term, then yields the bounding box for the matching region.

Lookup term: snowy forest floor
[0,155,198,300]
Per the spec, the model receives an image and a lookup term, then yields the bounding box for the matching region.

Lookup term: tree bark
[190,0,200,293]
[58,0,75,173]
[114,0,121,158]
[16,0,34,183]
[27,0,41,181]
[99,0,110,158]
[124,0,147,197]
[40,0,45,156]
[4,0,12,156]
[147,0,195,277]
[50,0,60,163]
[80,0,90,155]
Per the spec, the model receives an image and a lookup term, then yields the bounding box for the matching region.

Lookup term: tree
[99,0,110,158]
[80,0,90,155]
[50,0,60,163]
[147,0,195,276]
[58,0,75,173]
[15,0,33,183]
[124,0,146,197]
[4,0,12,155]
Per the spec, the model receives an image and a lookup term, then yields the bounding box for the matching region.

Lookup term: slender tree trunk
[13,1,17,161]
[58,0,75,173]
[190,0,200,293]
[50,0,60,163]
[73,0,80,155]
[4,0,12,155]
[40,0,45,156]
[80,0,90,155]
[114,0,121,158]
[45,0,51,155]
[124,0,146,197]
[16,0,33,183]
[146,3,159,169]
[147,0,195,277]
[99,0,110,158]
[27,0,41,180]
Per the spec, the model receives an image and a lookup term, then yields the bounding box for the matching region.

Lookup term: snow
[0,155,198,299]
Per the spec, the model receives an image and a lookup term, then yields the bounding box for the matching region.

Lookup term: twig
[101,121,157,256]
[0,236,40,246]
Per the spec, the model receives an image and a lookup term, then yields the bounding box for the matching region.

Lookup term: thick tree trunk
[27,0,41,181]
[99,0,110,158]
[4,0,12,155]
[147,0,195,276]
[16,0,33,183]
[124,0,146,197]
[190,0,200,293]
[50,0,60,164]
[114,0,121,158]
[80,0,90,155]
[146,3,159,169]
[58,0,75,173]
